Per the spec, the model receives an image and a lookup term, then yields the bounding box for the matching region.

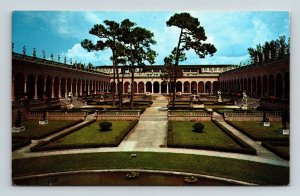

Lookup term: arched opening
[46,76,53,98]
[133,82,137,93]
[183,81,190,93]
[213,81,219,93]
[243,78,247,92]
[67,78,72,96]
[262,75,268,97]
[257,76,261,97]
[252,77,256,97]
[37,75,45,99]
[176,81,182,93]
[82,80,86,95]
[146,81,152,93]
[77,79,81,96]
[138,82,144,93]
[269,75,275,97]
[247,77,251,94]
[161,81,168,94]
[191,81,197,94]
[205,81,211,93]
[60,78,66,98]
[124,82,130,93]
[198,81,204,93]
[72,79,76,95]
[284,73,289,99]
[153,81,160,93]
[110,81,116,94]
[27,74,35,99]
[276,73,283,99]
[54,77,60,97]
[14,73,25,100]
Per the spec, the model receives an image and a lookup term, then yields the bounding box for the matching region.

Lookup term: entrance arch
[183,81,190,93]
[27,74,35,99]
[14,73,25,100]
[153,81,160,93]
[146,81,152,93]
[205,81,211,93]
[37,75,45,99]
[276,73,283,99]
[161,81,168,94]
[138,82,144,93]
[176,81,182,93]
[198,81,204,93]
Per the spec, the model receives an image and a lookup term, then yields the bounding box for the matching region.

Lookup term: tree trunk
[130,68,134,110]
[172,28,183,107]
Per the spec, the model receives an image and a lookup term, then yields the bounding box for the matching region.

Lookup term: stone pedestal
[39,120,48,125]
[261,121,271,127]
[12,126,26,132]
[278,128,290,135]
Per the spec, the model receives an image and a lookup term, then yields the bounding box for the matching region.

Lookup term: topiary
[99,121,112,131]
[193,122,204,133]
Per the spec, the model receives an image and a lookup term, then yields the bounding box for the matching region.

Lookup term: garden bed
[12,120,83,139]
[167,121,256,154]
[31,120,138,151]
[226,121,289,141]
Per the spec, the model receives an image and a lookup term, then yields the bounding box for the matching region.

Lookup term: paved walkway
[119,95,168,150]
[12,96,289,168]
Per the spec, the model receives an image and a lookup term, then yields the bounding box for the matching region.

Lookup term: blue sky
[12,11,290,66]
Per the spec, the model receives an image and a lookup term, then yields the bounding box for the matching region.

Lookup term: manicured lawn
[227,121,289,141]
[43,120,137,149]
[12,120,82,139]
[12,152,289,185]
[168,121,243,151]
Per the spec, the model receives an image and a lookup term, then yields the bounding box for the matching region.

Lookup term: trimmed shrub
[99,121,112,131]
[193,122,204,133]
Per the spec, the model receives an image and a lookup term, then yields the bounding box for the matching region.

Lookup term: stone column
[144,83,146,93]
[34,79,38,100]
[65,80,68,97]
[58,79,61,98]
[44,78,47,94]
[80,81,82,96]
[88,81,90,95]
[51,80,54,98]
[151,83,153,94]
[166,83,169,94]
[12,76,15,100]
[24,76,27,94]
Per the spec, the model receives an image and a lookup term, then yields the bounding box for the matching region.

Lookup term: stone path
[119,95,168,150]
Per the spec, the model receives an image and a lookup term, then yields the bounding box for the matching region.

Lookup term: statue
[64,57,67,64]
[42,50,46,59]
[241,91,248,109]
[22,46,26,55]
[70,58,73,65]
[33,48,36,57]
[50,53,54,61]
[217,90,222,102]
[57,54,60,62]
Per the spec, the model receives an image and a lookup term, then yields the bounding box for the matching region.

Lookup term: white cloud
[63,43,112,65]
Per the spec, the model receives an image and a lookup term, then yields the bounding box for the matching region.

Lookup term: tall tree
[81,20,124,108]
[166,13,217,107]
[161,47,185,98]
[120,19,157,110]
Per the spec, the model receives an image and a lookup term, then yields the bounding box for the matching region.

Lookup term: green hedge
[212,120,257,155]
[30,120,138,151]
[261,141,290,160]
[12,138,31,151]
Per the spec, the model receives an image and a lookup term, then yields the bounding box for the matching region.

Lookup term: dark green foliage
[248,36,290,64]
[193,122,204,133]
[99,121,112,131]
